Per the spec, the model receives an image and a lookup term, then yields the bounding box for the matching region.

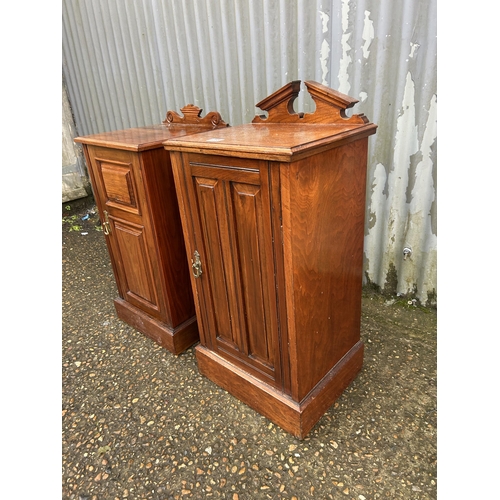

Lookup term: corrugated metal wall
[62,0,437,305]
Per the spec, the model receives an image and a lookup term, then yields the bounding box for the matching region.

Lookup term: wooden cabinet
[74,105,228,355]
[164,82,377,437]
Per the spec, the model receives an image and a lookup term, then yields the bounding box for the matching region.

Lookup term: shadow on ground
[62,196,436,500]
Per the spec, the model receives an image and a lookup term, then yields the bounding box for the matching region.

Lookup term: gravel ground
[62,196,437,500]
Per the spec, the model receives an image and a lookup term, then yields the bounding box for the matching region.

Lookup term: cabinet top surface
[74,124,225,152]
[162,122,377,162]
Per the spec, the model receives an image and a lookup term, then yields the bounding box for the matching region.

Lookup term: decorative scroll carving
[163,104,228,128]
[252,80,368,125]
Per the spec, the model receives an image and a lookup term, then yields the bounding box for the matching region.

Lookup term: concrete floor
[62,196,437,500]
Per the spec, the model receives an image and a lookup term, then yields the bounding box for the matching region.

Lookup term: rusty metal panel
[62,0,437,305]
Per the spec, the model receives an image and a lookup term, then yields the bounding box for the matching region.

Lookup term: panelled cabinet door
[106,216,160,318]
[181,154,282,388]
[87,146,163,320]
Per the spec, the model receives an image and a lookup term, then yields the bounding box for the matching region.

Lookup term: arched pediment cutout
[252,80,368,125]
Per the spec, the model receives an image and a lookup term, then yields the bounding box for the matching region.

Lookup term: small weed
[62,202,101,233]
[390,297,432,314]
[63,214,83,232]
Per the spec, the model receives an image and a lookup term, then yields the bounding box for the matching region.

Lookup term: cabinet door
[85,146,163,320]
[179,154,282,388]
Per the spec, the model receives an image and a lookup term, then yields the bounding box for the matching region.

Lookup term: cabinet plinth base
[195,341,364,439]
[114,298,199,355]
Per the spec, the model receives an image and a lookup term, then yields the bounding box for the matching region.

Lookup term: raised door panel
[185,157,281,388]
[91,148,141,216]
[193,176,235,348]
[231,182,275,370]
[109,216,161,318]
[100,161,137,210]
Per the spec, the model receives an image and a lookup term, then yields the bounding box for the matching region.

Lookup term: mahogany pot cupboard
[163,81,377,438]
[74,106,228,355]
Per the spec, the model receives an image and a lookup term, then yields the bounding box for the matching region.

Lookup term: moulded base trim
[195,341,364,439]
[114,298,199,355]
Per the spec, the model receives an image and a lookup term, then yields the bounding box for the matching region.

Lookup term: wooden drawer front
[187,159,281,387]
[111,217,160,317]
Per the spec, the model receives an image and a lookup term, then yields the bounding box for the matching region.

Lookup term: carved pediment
[163,104,228,128]
[252,81,368,125]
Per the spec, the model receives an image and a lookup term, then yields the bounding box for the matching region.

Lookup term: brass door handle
[102,210,112,235]
[191,250,202,278]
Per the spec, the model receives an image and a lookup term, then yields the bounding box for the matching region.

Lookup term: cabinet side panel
[141,148,196,327]
[288,140,368,401]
